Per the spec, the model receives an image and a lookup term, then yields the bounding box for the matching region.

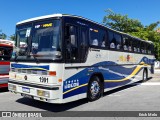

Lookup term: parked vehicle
[0,39,13,88]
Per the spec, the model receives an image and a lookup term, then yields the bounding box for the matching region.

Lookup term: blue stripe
[63,56,154,99]
[11,63,49,70]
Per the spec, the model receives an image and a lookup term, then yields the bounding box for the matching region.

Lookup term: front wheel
[87,76,103,101]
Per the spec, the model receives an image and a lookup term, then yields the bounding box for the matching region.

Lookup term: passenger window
[123,36,129,51]
[137,41,140,53]
[147,43,153,54]
[90,28,99,46]
[128,38,132,52]
[122,36,132,52]
[132,39,138,52]
[140,42,146,54]
[109,31,116,49]
[100,33,106,48]
[89,28,107,48]
[114,33,122,50]
[80,27,89,62]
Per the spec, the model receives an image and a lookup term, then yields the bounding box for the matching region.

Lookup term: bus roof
[16,14,63,25]
[16,13,153,44]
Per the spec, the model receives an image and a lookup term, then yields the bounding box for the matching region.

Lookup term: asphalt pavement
[0,71,159,119]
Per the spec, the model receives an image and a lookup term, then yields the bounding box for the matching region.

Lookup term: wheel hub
[90,81,100,97]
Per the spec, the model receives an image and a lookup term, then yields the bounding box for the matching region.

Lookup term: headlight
[37,90,50,98]
[8,84,16,91]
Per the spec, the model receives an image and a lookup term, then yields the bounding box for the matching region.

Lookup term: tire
[142,69,148,81]
[87,76,103,101]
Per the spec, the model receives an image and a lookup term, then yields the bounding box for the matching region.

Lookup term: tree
[0,30,7,39]
[103,9,144,33]
[9,34,16,41]
[103,9,160,60]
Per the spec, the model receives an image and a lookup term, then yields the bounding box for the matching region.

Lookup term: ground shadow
[16,97,88,112]
[16,77,152,112]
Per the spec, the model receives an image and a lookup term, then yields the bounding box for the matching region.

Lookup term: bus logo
[64,80,79,89]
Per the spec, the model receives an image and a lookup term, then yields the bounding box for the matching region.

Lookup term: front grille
[11,68,48,75]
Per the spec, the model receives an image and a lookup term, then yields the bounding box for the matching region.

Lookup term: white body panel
[9,49,154,103]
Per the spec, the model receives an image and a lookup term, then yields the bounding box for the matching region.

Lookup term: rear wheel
[87,76,103,101]
[142,69,148,81]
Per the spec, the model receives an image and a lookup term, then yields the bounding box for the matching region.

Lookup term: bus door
[79,27,88,63]
[65,24,88,63]
[65,24,79,63]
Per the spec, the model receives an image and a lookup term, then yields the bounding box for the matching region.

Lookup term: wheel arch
[87,72,104,101]
[89,72,104,87]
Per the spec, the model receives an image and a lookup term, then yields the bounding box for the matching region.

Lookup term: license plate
[22,87,30,93]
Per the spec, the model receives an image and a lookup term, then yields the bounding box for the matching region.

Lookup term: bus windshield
[14,19,62,61]
[0,40,13,61]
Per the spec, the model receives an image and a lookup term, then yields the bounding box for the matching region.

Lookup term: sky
[0,0,160,38]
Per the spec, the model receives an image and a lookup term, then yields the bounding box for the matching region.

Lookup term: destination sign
[35,23,53,29]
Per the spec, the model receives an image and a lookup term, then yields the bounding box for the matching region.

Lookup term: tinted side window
[115,33,122,50]
[90,28,99,46]
[122,36,133,52]
[140,42,146,54]
[109,31,116,49]
[89,28,106,48]
[147,44,154,55]
[137,40,141,53]
[100,31,107,48]
[81,27,88,47]
[129,38,133,52]
[151,44,154,55]
[132,39,138,52]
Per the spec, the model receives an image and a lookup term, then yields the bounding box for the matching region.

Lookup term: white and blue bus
[8,14,155,103]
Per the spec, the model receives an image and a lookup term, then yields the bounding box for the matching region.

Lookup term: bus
[8,14,155,103]
[0,39,13,88]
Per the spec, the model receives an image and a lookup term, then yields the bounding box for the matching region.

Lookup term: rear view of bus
[0,39,13,88]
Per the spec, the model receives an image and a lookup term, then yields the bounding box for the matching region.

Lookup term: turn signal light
[49,71,56,76]
[58,79,62,83]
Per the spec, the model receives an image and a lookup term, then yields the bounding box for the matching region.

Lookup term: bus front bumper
[8,80,62,103]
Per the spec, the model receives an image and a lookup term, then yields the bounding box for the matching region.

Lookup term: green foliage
[103,9,144,33]
[0,30,7,39]
[9,34,16,41]
[103,9,160,60]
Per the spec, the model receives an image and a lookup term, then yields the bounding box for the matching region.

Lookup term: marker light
[48,71,56,76]
[58,79,62,83]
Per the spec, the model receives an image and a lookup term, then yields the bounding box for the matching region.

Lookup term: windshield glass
[0,43,13,61]
[13,19,62,61]
[15,24,32,56]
